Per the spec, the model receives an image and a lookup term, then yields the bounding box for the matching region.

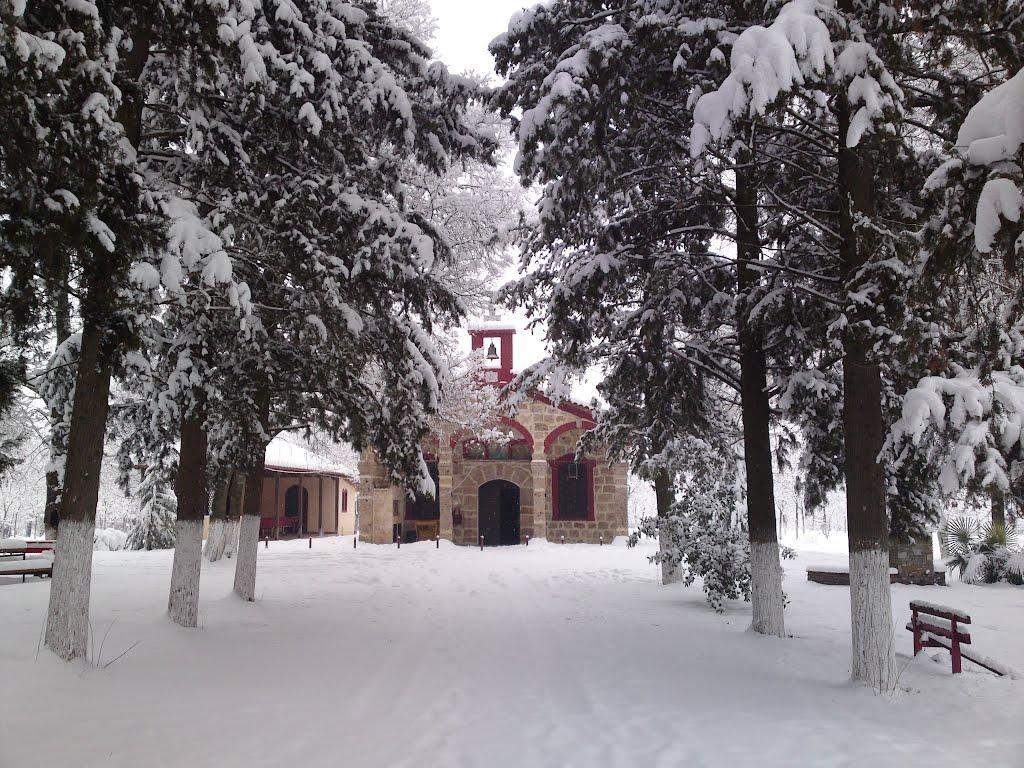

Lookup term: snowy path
[1,537,1021,767]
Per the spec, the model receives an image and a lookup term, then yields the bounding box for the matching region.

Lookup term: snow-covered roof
[264,436,356,480]
[468,320,516,332]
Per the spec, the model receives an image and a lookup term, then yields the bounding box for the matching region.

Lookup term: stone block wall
[890,535,937,586]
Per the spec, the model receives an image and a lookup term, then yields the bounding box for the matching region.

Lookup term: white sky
[428,0,531,75]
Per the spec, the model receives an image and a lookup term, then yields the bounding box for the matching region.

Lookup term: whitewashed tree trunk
[168,405,208,627]
[44,518,94,660]
[849,548,898,692]
[224,519,239,558]
[233,514,260,601]
[659,535,682,585]
[44,320,112,661]
[168,518,203,627]
[750,541,785,637]
[204,519,226,562]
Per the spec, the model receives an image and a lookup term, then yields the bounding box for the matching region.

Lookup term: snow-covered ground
[1,536,1021,767]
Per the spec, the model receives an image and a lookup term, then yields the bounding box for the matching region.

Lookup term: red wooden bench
[906,600,1011,676]
[259,516,300,539]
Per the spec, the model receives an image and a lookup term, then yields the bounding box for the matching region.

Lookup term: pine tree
[126,462,177,551]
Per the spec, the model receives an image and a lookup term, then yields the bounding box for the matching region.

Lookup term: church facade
[356,323,629,546]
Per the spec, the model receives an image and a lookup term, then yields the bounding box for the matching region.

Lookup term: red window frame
[550,454,595,521]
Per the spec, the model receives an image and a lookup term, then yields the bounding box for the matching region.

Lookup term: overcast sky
[428,0,531,75]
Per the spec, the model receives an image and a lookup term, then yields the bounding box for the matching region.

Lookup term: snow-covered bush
[629,436,794,612]
[944,517,1023,585]
[93,528,128,552]
[632,512,752,613]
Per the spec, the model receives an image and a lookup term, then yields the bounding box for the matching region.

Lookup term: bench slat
[909,600,971,624]
[905,620,971,644]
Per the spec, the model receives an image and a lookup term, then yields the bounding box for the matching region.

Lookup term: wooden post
[951,617,962,673]
[298,474,304,538]
[274,474,281,540]
[318,475,324,537]
[335,477,340,534]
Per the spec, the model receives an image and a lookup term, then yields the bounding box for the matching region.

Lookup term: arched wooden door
[478,480,521,546]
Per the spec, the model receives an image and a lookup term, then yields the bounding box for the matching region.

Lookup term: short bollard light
[525,535,530,546]
[560,535,565,545]
[264,536,269,549]
[436,534,440,549]
[479,535,484,551]
[308,537,312,549]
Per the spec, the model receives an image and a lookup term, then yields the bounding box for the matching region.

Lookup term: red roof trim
[527,391,595,421]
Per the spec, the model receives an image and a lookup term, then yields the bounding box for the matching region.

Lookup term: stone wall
[890,536,938,586]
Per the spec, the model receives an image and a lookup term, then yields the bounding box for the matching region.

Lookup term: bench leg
[951,619,962,674]
[912,611,922,656]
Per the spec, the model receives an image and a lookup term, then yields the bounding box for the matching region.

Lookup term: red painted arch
[498,416,534,450]
[543,420,597,454]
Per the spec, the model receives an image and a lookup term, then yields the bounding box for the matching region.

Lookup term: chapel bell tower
[469,306,515,386]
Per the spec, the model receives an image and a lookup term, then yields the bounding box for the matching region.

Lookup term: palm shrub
[944,517,1023,585]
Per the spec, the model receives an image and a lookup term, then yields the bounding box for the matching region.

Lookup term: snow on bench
[0,538,27,550]
[0,555,53,583]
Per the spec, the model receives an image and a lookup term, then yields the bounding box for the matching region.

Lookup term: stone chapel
[356,319,629,546]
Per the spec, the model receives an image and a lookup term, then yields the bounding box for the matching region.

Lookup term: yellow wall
[258,473,357,536]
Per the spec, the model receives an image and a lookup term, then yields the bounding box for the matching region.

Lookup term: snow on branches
[897,368,1024,496]
[690,0,902,156]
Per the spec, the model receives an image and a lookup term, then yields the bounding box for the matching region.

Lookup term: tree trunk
[168,402,208,627]
[205,476,230,562]
[233,465,264,601]
[654,467,682,585]
[838,86,897,692]
[224,472,244,559]
[44,320,111,660]
[990,490,1006,529]
[735,156,785,638]
[44,275,71,539]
